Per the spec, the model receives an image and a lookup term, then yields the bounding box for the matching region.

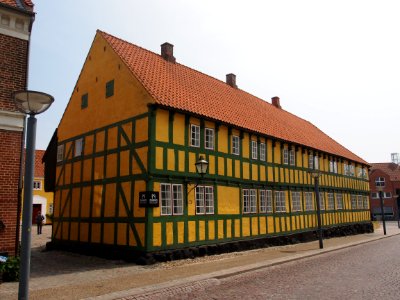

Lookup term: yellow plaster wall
[58,32,153,142]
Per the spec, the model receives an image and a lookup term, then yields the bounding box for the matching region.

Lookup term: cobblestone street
[137,233,400,300]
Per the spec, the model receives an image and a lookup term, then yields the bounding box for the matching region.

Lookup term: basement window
[106,80,114,98]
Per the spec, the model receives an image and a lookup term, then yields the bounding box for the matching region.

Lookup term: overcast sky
[28,0,399,163]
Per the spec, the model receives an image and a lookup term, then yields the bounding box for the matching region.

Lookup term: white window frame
[327,193,335,210]
[33,180,42,190]
[384,192,392,199]
[243,189,257,214]
[204,128,214,150]
[308,154,314,169]
[357,195,363,209]
[314,156,319,170]
[371,192,379,199]
[289,149,295,166]
[251,141,258,160]
[375,177,385,187]
[329,161,334,173]
[57,144,64,162]
[319,192,325,210]
[260,143,266,161]
[292,191,302,212]
[305,192,313,211]
[259,190,266,213]
[351,194,357,209]
[344,164,349,176]
[259,190,273,213]
[232,135,240,155]
[196,185,214,214]
[74,138,84,157]
[363,196,369,209]
[283,149,289,165]
[333,161,338,174]
[274,191,286,213]
[190,124,200,147]
[336,193,343,210]
[160,183,183,216]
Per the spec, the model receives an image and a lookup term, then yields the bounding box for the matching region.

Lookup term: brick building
[369,162,400,220]
[0,0,34,256]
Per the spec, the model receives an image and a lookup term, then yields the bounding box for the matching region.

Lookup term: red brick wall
[0,33,29,112]
[0,32,29,255]
[0,129,23,255]
[369,170,398,219]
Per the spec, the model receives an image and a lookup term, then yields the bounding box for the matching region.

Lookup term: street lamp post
[376,184,386,236]
[309,170,323,249]
[13,90,54,300]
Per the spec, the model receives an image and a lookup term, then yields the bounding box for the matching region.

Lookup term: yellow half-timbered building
[45,30,372,261]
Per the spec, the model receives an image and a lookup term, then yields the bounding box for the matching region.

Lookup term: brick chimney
[161,42,176,63]
[271,96,281,109]
[226,73,237,88]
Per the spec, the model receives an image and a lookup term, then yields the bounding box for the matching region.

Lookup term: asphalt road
[136,234,400,300]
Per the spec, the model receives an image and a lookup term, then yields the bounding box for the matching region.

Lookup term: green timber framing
[52,104,371,256]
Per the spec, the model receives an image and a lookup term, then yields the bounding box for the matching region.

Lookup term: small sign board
[139,191,159,207]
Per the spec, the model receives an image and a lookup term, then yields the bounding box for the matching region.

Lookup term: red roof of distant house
[99,30,368,165]
[0,0,34,11]
[370,163,400,181]
[34,150,45,177]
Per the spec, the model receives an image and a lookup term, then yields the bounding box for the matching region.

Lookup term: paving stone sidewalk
[0,222,398,300]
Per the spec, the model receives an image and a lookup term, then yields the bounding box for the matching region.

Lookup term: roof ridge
[97,30,368,165]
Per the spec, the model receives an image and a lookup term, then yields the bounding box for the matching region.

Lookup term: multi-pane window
[333,161,338,174]
[314,156,319,170]
[371,192,379,199]
[196,186,214,214]
[260,143,266,161]
[259,190,266,213]
[363,196,369,209]
[292,191,302,212]
[232,135,240,155]
[344,164,349,176]
[349,165,355,177]
[327,193,335,210]
[251,141,258,159]
[289,149,295,166]
[205,128,214,150]
[266,190,273,212]
[336,193,343,210]
[74,138,83,157]
[357,195,363,209]
[190,124,200,147]
[274,191,286,213]
[351,194,357,209]
[319,192,325,210]
[305,192,313,211]
[375,177,385,187]
[160,183,183,216]
[362,168,367,179]
[329,161,334,173]
[308,154,314,169]
[57,144,64,162]
[243,189,257,213]
[283,149,289,165]
[33,180,42,190]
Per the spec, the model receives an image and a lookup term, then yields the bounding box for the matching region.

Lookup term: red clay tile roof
[370,163,400,181]
[34,149,45,177]
[99,30,368,165]
[0,0,34,11]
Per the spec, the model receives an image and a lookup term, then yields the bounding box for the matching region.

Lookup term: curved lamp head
[309,170,321,179]
[13,90,54,115]
[195,156,209,177]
